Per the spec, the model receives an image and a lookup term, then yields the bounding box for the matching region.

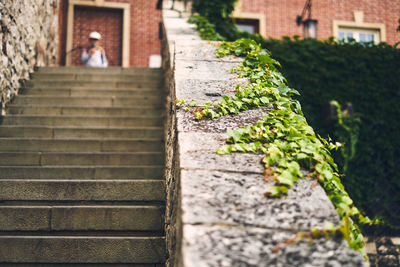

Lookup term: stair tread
[0,205,165,208]
[0,125,163,129]
[0,235,166,241]
[0,236,166,263]
[0,137,163,141]
[4,114,162,118]
[0,151,163,154]
[8,104,163,108]
[0,165,164,179]
[22,88,163,92]
[0,180,165,201]
[15,95,161,99]
[0,165,164,168]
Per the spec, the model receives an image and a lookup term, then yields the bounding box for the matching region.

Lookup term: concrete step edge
[0,165,165,180]
[23,87,164,91]
[0,125,164,130]
[14,95,163,99]
[36,68,163,75]
[0,205,165,208]
[3,114,163,119]
[0,180,165,201]
[0,179,164,182]
[7,104,163,110]
[0,151,163,155]
[0,236,166,262]
[27,82,162,86]
[20,88,163,92]
[0,235,166,242]
[0,137,163,141]
[0,165,165,168]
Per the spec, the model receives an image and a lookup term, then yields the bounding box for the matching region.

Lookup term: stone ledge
[162,1,367,266]
[183,225,365,267]
[181,169,340,231]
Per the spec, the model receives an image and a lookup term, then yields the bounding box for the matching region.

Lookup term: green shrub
[187,15,225,41]
[192,0,239,40]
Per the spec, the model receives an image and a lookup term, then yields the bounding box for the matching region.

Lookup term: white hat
[89,31,101,40]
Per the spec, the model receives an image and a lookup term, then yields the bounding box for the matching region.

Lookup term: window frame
[333,11,386,45]
[233,18,260,34]
[338,27,381,43]
[232,0,266,37]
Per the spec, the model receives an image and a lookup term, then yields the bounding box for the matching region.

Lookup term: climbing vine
[187,15,225,41]
[329,100,361,172]
[177,38,378,259]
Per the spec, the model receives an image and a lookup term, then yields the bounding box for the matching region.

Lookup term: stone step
[0,179,165,201]
[0,264,165,267]
[32,73,163,82]
[0,166,164,179]
[0,126,164,139]
[12,95,162,106]
[37,66,163,75]
[6,105,162,116]
[0,152,164,166]
[19,88,162,97]
[0,236,165,263]
[2,115,163,127]
[27,80,161,89]
[0,138,163,152]
[0,205,164,231]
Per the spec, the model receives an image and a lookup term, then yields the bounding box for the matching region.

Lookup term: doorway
[71,6,123,66]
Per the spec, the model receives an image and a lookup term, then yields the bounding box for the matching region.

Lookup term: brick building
[58,0,162,67]
[233,0,400,45]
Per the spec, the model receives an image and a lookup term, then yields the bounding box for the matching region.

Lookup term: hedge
[262,37,400,230]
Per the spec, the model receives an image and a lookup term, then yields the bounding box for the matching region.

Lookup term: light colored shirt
[81,45,108,68]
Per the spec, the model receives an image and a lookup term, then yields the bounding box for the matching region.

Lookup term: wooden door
[71,6,123,66]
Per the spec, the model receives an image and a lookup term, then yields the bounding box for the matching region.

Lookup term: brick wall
[58,0,162,67]
[240,0,400,45]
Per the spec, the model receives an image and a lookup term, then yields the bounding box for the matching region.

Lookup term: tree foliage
[192,0,241,40]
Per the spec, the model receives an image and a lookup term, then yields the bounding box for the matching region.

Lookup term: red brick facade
[238,0,400,45]
[58,0,162,67]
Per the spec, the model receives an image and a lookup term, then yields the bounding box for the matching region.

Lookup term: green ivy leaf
[277,170,297,187]
[217,145,232,155]
[265,185,289,197]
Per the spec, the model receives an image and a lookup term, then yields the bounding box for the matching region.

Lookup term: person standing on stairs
[81,31,108,68]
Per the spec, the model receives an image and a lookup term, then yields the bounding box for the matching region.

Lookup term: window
[231,1,266,36]
[333,11,386,45]
[233,18,260,34]
[338,27,380,44]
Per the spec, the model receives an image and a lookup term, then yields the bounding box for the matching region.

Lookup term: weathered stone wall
[0,0,58,113]
[162,4,201,265]
[162,1,367,266]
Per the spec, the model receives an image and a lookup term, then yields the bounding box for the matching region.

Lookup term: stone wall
[0,0,58,113]
[161,1,367,266]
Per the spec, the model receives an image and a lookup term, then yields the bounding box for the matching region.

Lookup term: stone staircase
[0,67,166,266]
